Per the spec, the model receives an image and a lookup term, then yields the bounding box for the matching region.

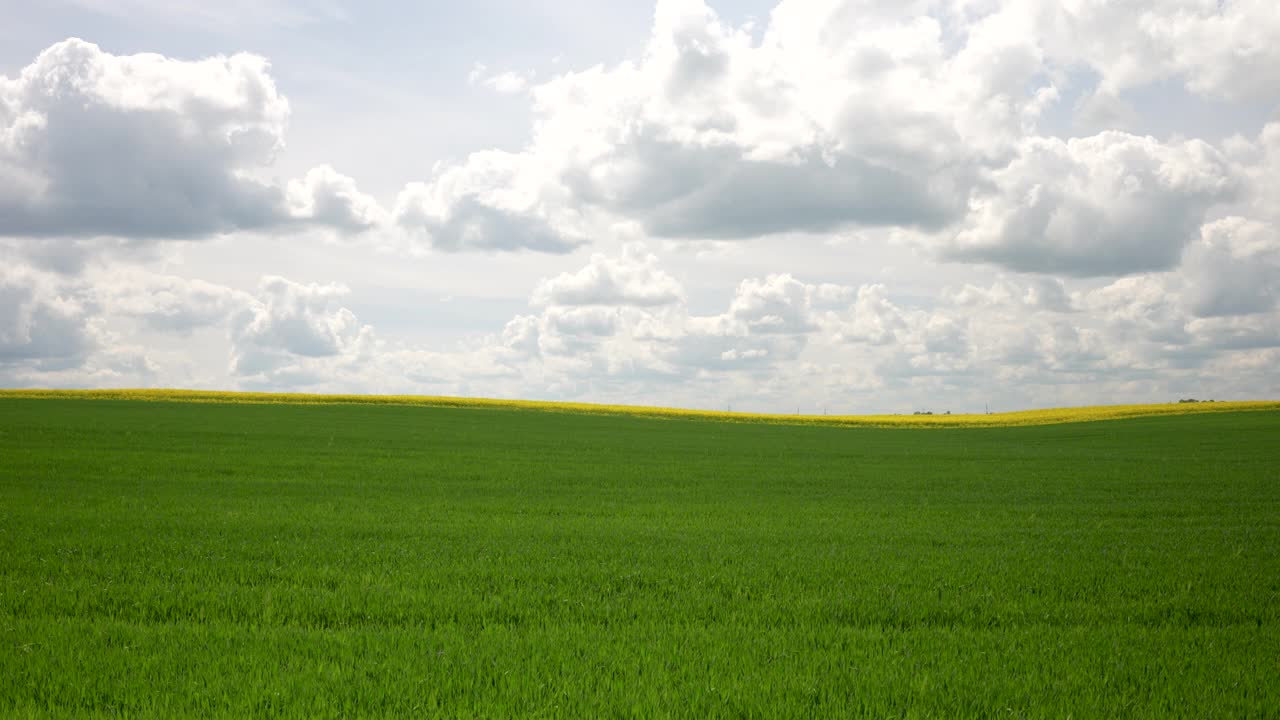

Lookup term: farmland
[2,394,1279,717]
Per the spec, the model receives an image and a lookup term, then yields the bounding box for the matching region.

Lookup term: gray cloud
[566,140,968,240]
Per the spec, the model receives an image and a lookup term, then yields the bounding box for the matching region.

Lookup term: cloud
[1227,122,1280,222]
[501,314,541,356]
[286,165,386,232]
[405,0,1273,266]
[538,306,621,356]
[100,271,254,333]
[0,260,249,387]
[391,151,583,253]
[1028,0,1280,102]
[416,0,1273,263]
[62,0,348,30]
[421,0,1062,248]
[0,264,97,369]
[521,251,830,377]
[945,132,1237,276]
[1186,312,1280,352]
[807,282,855,307]
[0,39,382,248]
[1183,217,1279,318]
[834,284,908,345]
[7,244,1280,411]
[727,274,818,335]
[523,0,1014,241]
[532,244,683,307]
[5,4,1280,411]
[0,39,287,239]
[273,256,1280,409]
[469,65,532,94]
[468,249,828,381]
[948,278,1074,314]
[1080,274,1188,347]
[1079,253,1280,361]
[230,276,375,377]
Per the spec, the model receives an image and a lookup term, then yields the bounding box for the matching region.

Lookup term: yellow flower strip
[3,388,1278,428]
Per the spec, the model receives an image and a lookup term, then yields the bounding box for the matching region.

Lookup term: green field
[2,397,1278,718]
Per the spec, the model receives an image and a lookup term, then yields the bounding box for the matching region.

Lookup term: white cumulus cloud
[230,276,375,377]
[946,132,1237,276]
[0,39,384,253]
[532,244,683,307]
[391,150,582,253]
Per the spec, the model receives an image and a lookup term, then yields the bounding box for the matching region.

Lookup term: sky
[1,0,1278,414]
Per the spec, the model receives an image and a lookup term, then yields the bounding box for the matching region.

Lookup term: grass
[1,395,1278,717]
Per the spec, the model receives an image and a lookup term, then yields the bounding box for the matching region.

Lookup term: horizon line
[3,388,1278,429]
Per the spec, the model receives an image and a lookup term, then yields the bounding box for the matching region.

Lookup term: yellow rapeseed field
[3,388,1277,428]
